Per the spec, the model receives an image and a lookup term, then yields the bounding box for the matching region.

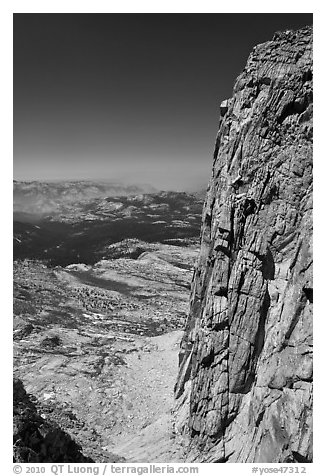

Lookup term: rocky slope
[175,26,313,463]
[14,241,198,462]
[14,379,93,463]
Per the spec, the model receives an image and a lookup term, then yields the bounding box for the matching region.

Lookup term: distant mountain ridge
[13,180,157,215]
[13,189,204,266]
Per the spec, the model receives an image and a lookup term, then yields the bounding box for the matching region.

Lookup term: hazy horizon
[14,13,312,191]
[13,176,208,193]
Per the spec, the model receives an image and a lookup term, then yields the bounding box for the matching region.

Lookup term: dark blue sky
[14,13,312,190]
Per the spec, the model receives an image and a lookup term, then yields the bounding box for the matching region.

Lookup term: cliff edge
[175,26,313,463]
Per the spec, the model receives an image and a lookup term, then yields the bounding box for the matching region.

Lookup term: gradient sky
[14,13,312,190]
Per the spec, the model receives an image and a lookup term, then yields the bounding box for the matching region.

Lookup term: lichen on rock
[175,26,313,463]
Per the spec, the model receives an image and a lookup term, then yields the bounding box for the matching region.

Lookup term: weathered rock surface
[175,26,312,463]
[14,242,198,461]
[13,379,93,463]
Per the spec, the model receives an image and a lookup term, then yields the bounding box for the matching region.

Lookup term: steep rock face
[175,26,312,463]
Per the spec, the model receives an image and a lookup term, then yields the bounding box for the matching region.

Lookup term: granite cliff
[175,26,313,463]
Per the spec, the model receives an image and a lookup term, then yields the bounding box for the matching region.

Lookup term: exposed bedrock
[175,26,312,463]
[13,379,94,463]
